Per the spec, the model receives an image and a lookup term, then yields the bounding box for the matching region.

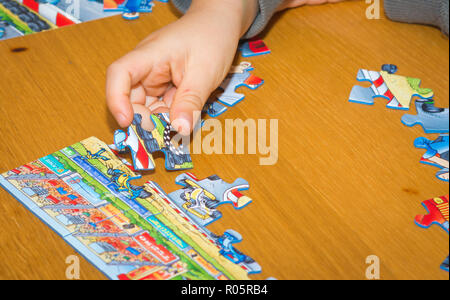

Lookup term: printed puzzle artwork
[401,100,449,134]
[239,39,271,58]
[414,134,449,182]
[202,62,264,123]
[414,195,449,272]
[0,136,261,280]
[114,113,193,171]
[0,0,119,41]
[349,66,434,110]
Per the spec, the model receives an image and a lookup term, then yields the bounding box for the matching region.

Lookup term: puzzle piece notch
[401,100,449,134]
[217,61,264,107]
[415,195,449,233]
[414,135,449,182]
[212,229,262,275]
[114,113,193,172]
[169,173,252,227]
[349,67,434,110]
[239,39,271,58]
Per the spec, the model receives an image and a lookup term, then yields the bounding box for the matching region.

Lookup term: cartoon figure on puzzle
[107,168,149,200]
[349,64,434,110]
[217,61,264,106]
[415,195,449,272]
[169,173,252,227]
[414,134,449,182]
[114,113,193,171]
[401,99,449,133]
[239,39,271,58]
[103,0,154,20]
[82,148,110,162]
[212,229,262,274]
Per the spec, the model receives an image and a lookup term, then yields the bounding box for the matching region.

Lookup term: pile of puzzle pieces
[349,65,449,273]
[0,136,261,280]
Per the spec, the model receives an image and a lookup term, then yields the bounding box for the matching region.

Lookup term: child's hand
[106,0,258,135]
[279,0,345,10]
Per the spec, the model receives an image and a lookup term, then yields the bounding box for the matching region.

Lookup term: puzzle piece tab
[239,39,271,58]
[218,62,264,107]
[414,135,449,182]
[441,256,449,272]
[349,67,434,110]
[114,113,193,171]
[401,100,449,133]
[169,173,252,227]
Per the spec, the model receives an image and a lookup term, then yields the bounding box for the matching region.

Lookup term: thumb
[170,67,217,135]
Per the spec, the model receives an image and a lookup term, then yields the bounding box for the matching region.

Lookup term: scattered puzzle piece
[169,173,252,227]
[414,134,449,182]
[349,66,434,110]
[217,62,264,107]
[401,100,449,133]
[415,195,449,233]
[239,39,271,58]
[114,113,193,171]
[414,195,449,272]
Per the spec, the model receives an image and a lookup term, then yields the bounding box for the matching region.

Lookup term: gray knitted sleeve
[170,0,283,38]
[384,0,449,36]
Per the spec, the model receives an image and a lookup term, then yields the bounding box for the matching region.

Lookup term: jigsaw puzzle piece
[441,256,449,272]
[414,135,449,182]
[211,229,262,275]
[415,195,449,233]
[349,68,434,110]
[167,173,252,227]
[217,62,264,107]
[114,113,193,171]
[401,100,449,133]
[202,98,228,118]
[239,39,271,58]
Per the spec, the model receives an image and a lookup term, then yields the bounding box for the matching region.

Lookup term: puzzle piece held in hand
[218,62,264,107]
[349,66,434,110]
[239,39,271,58]
[401,100,449,133]
[114,113,193,171]
[414,135,449,182]
[169,173,252,227]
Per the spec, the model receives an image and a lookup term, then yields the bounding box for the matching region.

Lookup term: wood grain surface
[0,1,448,280]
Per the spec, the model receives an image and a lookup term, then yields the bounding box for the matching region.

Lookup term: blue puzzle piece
[441,256,449,272]
[239,39,271,58]
[169,173,252,227]
[218,62,264,107]
[414,135,449,182]
[203,99,228,118]
[212,229,262,275]
[402,100,449,133]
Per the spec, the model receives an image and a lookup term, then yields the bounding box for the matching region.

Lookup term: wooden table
[0,1,448,280]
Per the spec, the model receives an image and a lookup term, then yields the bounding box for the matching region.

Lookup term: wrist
[188,0,258,37]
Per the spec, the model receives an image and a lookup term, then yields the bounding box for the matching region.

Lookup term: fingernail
[117,113,128,127]
[172,113,192,136]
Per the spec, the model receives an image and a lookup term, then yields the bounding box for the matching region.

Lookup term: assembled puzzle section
[401,100,449,133]
[0,137,262,280]
[146,174,262,275]
[414,134,449,182]
[414,195,449,272]
[114,113,193,172]
[349,65,434,110]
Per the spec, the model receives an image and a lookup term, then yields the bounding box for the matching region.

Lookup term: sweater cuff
[384,0,449,36]
[171,0,282,39]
